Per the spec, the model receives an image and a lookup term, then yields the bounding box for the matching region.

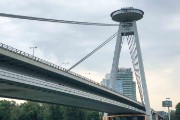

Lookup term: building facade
[101,68,136,100]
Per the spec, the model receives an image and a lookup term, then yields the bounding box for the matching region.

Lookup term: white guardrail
[0,69,144,113]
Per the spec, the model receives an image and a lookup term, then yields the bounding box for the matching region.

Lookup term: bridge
[0,7,165,120]
[0,43,164,120]
[0,42,145,114]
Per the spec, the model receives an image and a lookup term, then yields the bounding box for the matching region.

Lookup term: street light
[162,98,172,120]
[85,73,91,75]
[63,62,69,68]
[30,46,37,56]
[84,72,91,78]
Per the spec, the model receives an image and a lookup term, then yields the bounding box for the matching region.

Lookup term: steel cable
[68,32,118,71]
[0,13,119,26]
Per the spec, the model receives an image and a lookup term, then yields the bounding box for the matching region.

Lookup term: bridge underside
[0,78,143,114]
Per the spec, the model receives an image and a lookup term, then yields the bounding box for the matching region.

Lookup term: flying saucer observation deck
[111,7,144,22]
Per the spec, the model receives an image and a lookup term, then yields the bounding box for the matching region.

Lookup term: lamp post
[84,72,91,78]
[162,98,172,120]
[30,46,37,56]
[85,72,90,75]
[63,62,69,68]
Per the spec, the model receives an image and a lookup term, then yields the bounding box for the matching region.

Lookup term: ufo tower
[110,7,152,120]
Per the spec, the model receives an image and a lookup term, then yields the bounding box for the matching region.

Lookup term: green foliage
[47,104,64,120]
[175,102,180,120]
[170,110,176,120]
[3,99,180,120]
[0,100,101,120]
[10,104,20,120]
[0,100,16,120]
[86,111,100,120]
[63,106,86,120]
[18,101,44,120]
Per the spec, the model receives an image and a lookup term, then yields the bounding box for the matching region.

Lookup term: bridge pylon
[109,7,152,120]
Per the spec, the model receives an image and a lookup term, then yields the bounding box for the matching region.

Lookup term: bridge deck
[0,69,144,114]
[0,42,145,113]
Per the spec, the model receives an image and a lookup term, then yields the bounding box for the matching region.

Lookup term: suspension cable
[0,13,119,26]
[127,35,144,103]
[67,32,118,71]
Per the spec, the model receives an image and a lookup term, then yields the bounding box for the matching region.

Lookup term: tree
[40,103,51,120]
[175,102,180,120]
[86,111,100,120]
[170,110,176,120]
[47,104,64,120]
[63,106,86,120]
[0,100,102,120]
[18,101,43,120]
[10,103,20,120]
[0,100,16,120]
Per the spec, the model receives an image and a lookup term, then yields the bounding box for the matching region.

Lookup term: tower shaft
[109,24,123,89]
[110,21,152,120]
[133,22,152,120]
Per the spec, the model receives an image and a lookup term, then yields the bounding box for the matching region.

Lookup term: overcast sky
[0,0,179,112]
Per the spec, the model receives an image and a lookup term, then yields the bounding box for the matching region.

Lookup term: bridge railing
[0,42,140,103]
